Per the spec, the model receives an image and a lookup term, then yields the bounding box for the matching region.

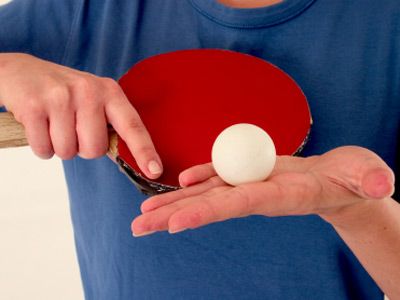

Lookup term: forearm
[326,198,400,299]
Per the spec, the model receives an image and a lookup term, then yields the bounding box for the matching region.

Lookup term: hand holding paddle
[115,49,312,193]
[0,53,163,180]
[1,49,312,194]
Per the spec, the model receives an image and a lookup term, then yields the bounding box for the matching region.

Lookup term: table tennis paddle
[0,49,312,195]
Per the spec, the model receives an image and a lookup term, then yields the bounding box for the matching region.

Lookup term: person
[0,0,399,299]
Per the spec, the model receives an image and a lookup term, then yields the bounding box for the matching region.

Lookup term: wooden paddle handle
[0,112,120,159]
[0,112,28,148]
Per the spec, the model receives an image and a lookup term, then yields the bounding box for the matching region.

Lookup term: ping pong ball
[211,123,276,186]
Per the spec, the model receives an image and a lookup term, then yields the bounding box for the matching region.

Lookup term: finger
[104,86,163,179]
[316,146,395,200]
[361,167,395,199]
[49,109,78,160]
[23,115,54,159]
[141,176,225,213]
[133,184,230,236]
[167,187,253,233]
[167,172,322,233]
[76,106,108,159]
[133,201,184,236]
[178,163,217,187]
[178,156,318,188]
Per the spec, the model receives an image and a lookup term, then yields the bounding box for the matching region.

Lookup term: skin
[0,0,398,298]
[132,147,399,298]
[218,0,283,8]
[0,53,163,179]
[131,0,400,299]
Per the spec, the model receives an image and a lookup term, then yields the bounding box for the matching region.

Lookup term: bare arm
[132,146,399,297]
[0,53,163,178]
[324,198,400,299]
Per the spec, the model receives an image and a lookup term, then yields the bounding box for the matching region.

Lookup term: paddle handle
[0,112,119,160]
[0,112,28,148]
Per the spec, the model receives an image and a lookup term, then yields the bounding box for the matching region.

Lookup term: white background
[0,2,83,299]
[0,148,83,300]
[0,0,391,299]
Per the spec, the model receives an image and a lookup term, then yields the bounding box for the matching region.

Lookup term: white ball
[211,123,276,186]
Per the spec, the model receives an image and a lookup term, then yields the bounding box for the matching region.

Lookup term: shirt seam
[188,0,315,29]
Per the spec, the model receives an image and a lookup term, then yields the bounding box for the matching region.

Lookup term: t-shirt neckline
[188,0,316,29]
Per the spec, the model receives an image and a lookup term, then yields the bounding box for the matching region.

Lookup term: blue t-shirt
[1,1,399,299]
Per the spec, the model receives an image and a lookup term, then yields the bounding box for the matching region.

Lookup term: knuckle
[184,210,204,228]
[134,145,155,159]
[25,96,41,111]
[73,76,97,102]
[102,77,122,95]
[47,85,69,101]
[90,145,108,158]
[32,144,54,159]
[193,198,220,225]
[73,75,92,92]
[124,118,146,133]
[55,147,77,160]
[79,144,108,159]
[47,87,70,111]
[173,202,209,229]
[150,219,169,231]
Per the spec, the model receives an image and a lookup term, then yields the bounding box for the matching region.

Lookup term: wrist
[319,198,393,231]
[0,53,32,106]
[0,52,32,73]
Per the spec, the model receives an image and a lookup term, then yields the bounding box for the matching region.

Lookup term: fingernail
[169,228,187,234]
[148,160,162,175]
[132,230,156,237]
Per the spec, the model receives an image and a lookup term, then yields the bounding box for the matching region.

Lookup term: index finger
[105,89,163,179]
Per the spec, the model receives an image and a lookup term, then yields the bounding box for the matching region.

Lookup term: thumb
[361,167,395,199]
[320,146,395,200]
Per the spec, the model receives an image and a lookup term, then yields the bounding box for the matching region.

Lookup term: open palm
[132,146,395,236]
